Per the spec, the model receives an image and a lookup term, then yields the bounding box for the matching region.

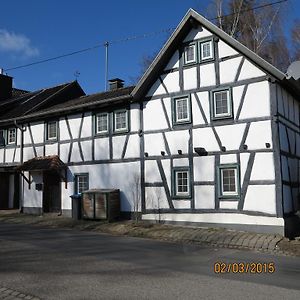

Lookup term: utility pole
[104,41,109,91]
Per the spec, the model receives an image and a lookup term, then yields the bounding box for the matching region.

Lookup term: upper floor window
[218,165,240,198]
[74,173,89,195]
[8,128,16,144]
[114,109,128,132]
[47,121,58,140]
[96,112,109,134]
[199,40,214,61]
[173,167,191,198]
[211,89,232,120]
[173,96,191,125]
[184,43,196,65]
[0,129,6,147]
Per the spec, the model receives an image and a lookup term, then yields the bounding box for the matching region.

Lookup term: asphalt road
[0,223,299,300]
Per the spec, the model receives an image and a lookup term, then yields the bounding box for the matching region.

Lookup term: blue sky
[0,0,299,94]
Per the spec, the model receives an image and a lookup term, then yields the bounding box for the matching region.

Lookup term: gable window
[0,129,6,147]
[96,112,109,134]
[47,121,58,140]
[218,165,240,198]
[114,109,128,132]
[199,40,214,61]
[173,95,191,125]
[8,128,16,144]
[211,89,232,120]
[184,43,196,65]
[173,168,191,198]
[74,174,89,195]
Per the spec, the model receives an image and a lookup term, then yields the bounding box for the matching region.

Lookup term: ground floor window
[173,167,191,198]
[74,173,89,195]
[218,164,240,198]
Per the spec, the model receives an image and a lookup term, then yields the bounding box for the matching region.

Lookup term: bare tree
[292,19,300,61]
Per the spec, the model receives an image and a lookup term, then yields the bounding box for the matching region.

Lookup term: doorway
[0,173,9,209]
[43,171,61,213]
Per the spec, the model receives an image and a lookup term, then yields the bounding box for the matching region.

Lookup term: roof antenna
[74,70,80,80]
[104,41,109,91]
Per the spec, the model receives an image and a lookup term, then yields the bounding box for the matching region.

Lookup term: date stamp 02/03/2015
[214,262,276,274]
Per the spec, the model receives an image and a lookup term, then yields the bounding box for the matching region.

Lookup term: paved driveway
[0,223,299,299]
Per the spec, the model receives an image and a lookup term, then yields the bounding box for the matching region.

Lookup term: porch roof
[17,155,66,172]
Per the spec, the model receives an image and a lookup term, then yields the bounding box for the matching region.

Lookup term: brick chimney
[108,78,124,91]
[0,70,13,101]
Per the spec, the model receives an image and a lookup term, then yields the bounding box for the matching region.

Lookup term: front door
[0,173,9,209]
[43,171,61,213]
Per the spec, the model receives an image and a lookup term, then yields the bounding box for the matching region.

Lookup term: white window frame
[174,169,190,197]
[220,167,238,196]
[75,174,89,195]
[47,121,58,140]
[7,128,16,144]
[174,96,191,123]
[184,43,197,65]
[200,40,214,61]
[96,112,109,134]
[213,89,231,119]
[114,109,128,132]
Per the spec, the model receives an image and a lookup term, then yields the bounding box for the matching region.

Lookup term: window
[218,165,240,198]
[114,110,128,132]
[8,128,16,144]
[0,129,6,147]
[96,112,109,134]
[47,121,58,140]
[173,168,191,198]
[173,96,191,125]
[184,43,196,64]
[74,174,89,195]
[211,89,232,120]
[200,40,214,61]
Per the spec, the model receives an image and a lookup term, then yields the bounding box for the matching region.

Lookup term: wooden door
[43,171,61,213]
[0,173,9,209]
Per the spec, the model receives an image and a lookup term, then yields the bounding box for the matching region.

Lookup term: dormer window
[8,128,16,144]
[184,43,196,65]
[199,39,214,61]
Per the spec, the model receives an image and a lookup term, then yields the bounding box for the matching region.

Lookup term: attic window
[199,40,214,61]
[184,43,196,65]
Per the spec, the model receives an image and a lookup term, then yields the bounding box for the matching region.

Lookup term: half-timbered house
[0,9,299,236]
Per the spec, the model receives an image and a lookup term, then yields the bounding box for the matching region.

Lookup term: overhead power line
[3,0,288,72]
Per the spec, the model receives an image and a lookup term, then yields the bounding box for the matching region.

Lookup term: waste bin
[70,194,82,220]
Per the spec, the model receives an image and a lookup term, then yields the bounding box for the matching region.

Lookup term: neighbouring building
[0,9,299,236]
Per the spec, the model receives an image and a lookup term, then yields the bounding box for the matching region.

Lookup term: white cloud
[0,29,39,58]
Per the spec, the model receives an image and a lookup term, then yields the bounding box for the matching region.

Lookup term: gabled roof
[132,9,299,100]
[0,81,85,124]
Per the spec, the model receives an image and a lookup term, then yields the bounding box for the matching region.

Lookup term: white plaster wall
[239,81,270,119]
[238,59,266,80]
[172,200,191,209]
[200,63,216,87]
[14,148,21,163]
[23,147,35,161]
[125,134,140,158]
[81,140,92,161]
[243,185,276,214]
[112,135,127,159]
[191,94,206,125]
[193,156,214,181]
[35,146,43,157]
[196,92,210,123]
[232,85,244,118]
[218,40,238,58]
[30,122,44,144]
[161,159,171,189]
[173,158,189,167]
[183,27,212,42]
[146,79,166,97]
[60,144,70,163]
[165,130,189,155]
[45,143,57,156]
[161,72,180,93]
[245,120,272,150]
[250,153,275,181]
[68,114,81,138]
[215,123,246,151]
[59,118,71,141]
[94,137,109,160]
[23,172,43,208]
[194,186,215,209]
[5,148,15,163]
[130,103,140,132]
[183,67,197,90]
[144,133,166,156]
[70,143,82,162]
[219,57,242,84]
[81,113,92,138]
[0,149,4,162]
[220,154,237,164]
[164,51,179,70]
[61,170,73,210]
[240,153,250,183]
[145,187,169,209]
[219,201,238,209]
[143,100,169,131]
[69,161,140,212]
[145,160,161,183]
[162,97,172,126]
[193,127,219,152]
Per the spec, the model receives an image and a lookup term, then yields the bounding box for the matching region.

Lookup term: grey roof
[132,9,299,100]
